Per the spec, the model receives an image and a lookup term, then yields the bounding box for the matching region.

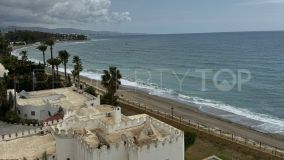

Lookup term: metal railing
[118,98,284,159]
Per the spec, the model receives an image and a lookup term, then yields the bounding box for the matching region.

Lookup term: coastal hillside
[4,30,87,44]
[1,26,145,38]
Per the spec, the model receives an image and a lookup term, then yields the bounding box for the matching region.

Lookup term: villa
[16,87,100,121]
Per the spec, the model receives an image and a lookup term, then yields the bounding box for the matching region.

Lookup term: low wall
[118,98,284,160]
[0,127,45,142]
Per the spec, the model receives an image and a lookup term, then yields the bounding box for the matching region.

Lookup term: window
[18,110,21,115]
[31,111,35,116]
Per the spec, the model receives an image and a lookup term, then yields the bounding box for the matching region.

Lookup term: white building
[0,63,8,78]
[16,87,100,121]
[51,105,184,160]
[2,87,184,160]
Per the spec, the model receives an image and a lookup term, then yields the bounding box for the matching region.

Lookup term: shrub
[84,86,97,96]
[4,111,20,123]
[101,93,119,106]
[184,132,196,149]
[20,119,39,125]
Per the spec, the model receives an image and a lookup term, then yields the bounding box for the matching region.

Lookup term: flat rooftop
[17,87,92,110]
[0,134,55,160]
[80,120,170,148]
[53,105,182,149]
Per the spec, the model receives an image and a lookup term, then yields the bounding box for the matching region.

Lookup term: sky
[0,0,284,34]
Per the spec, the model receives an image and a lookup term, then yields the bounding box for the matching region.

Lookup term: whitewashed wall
[55,135,184,160]
[55,136,74,160]
[17,105,59,121]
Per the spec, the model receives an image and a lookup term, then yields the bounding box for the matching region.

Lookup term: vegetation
[45,38,55,83]
[72,56,83,89]
[41,151,48,160]
[184,132,196,149]
[101,66,122,105]
[0,80,15,122]
[55,106,64,116]
[19,50,28,61]
[36,44,48,66]
[0,32,73,124]
[5,30,87,44]
[0,35,12,56]
[84,86,97,96]
[185,137,260,160]
[58,50,70,82]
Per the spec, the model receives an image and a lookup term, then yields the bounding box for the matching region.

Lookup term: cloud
[240,0,284,5]
[0,0,131,27]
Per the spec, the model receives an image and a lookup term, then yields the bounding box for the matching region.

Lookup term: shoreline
[11,43,284,150]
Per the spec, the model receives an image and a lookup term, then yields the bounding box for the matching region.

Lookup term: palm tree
[72,56,83,89]
[19,50,28,61]
[36,44,47,66]
[47,57,61,78]
[45,39,55,85]
[71,70,77,83]
[58,50,70,81]
[54,57,62,78]
[45,39,55,89]
[101,66,122,105]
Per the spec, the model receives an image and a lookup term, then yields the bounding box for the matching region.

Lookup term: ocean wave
[91,39,109,42]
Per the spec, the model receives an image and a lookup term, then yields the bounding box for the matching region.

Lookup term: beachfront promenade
[76,76,284,160]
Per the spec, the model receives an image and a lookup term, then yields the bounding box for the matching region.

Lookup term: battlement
[0,127,45,142]
[43,118,63,127]
[105,116,147,133]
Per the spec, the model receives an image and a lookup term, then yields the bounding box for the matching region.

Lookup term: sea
[12,31,284,134]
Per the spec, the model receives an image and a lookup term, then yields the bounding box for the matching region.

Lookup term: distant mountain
[0,26,145,37]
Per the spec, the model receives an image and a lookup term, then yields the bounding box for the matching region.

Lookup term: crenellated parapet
[43,118,63,127]
[0,127,44,142]
[150,117,182,136]
[105,116,147,133]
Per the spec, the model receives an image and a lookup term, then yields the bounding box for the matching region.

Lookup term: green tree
[47,57,61,78]
[36,44,47,66]
[101,66,122,105]
[58,50,70,82]
[19,50,28,61]
[0,35,12,56]
[71,70,77,84]
[84,86,97,96]
[45,39,55,88]
[0,55,18,112]
[41,151,48,160]
[184,132,196,149]
[72,56,83,89]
